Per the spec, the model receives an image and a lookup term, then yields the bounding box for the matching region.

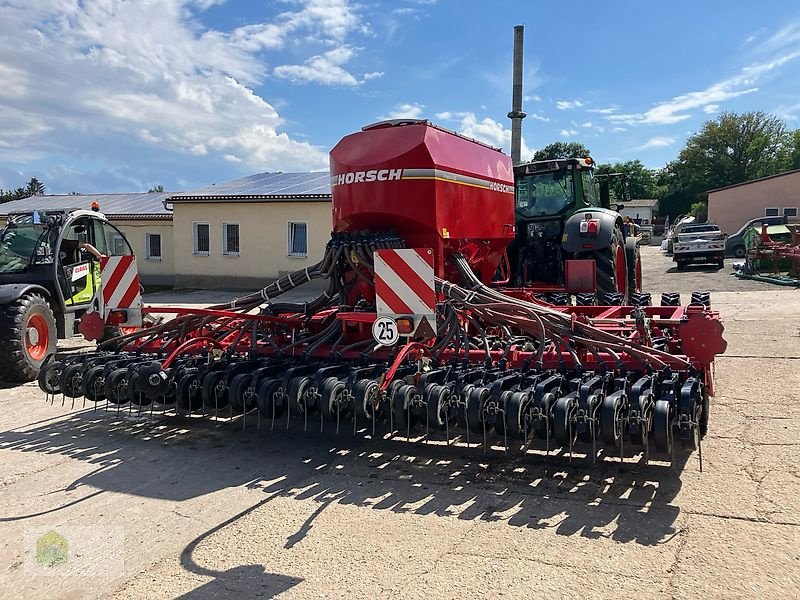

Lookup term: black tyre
[625,237,642,295]
[104,368,129,404]
[128,372,152,406]
[505,392,529,439]
[392,384,415,433]
[201,371,228,409]
[256,378,284,419]
[733,245,746,258]
[38,360,64,395]
[228,373,254,413]
[0,293,57,382]
[425,384,449,430]
[660,292,681,307]
[699,389,709,438]
[321,378,346,421]
[82,365,107,402]
[288,376,313,416]
[582,226,628,302]
[466,387,488,435]
[552,396,577,447]
[653,399,673,454]
[356,379,381,422]
[60,363,84,399]
[600,392,626,447]
[176,369,203,411]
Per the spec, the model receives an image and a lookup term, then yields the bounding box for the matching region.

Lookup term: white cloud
[633,136,675,151]
[559,129,578,137]
[606,50,800,126]
[231,0,369,54]
[454,113,533,160]
[380,103,425,120]
[756,22,800,54]
[580,121,593,128]
[0,0,383,176]
[611,126,627,133]
[587,107,618,115]
[556,100,584,110]
[702,104,720,114]
[524,94,541,102]
[274,46,381,86]
[529,113,550,122]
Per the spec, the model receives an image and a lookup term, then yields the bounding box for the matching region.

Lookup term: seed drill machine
[38,120,727,464]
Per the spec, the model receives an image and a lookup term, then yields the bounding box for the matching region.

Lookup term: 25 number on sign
[372,316,399,346]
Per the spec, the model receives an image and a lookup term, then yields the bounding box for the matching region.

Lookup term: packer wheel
[82,365,107,402]
[38,360,64,395]
[653,399,673,454]
[600,392,625,447]
[425,384,450,430]
[552,396,577,447]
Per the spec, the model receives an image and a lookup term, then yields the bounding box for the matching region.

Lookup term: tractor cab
[509,158,636,299]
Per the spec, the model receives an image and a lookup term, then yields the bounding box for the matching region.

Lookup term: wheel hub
[27,327,39,346]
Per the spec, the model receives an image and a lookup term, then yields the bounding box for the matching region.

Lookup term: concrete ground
[0,246,798,599]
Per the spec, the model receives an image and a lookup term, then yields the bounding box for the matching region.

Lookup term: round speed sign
[372,316,400,346]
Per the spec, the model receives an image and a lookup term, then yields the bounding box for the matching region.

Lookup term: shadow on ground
[0,404,687,550]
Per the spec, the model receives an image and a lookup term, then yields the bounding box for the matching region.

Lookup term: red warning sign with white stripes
[100,255,142,310]
[374,248,436,336]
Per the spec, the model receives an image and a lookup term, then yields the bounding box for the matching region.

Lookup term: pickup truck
[673,224,726,269]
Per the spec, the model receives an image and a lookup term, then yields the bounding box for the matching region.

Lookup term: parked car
[725,215,787,258]
[639,225,653,244]
[673,224,726,269]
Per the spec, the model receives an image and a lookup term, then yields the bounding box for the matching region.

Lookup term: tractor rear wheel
[0,293,57,383]
[580,226,628,303]
[625,238,642,294]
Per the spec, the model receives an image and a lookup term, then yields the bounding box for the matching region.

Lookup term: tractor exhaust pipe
[508,24,526,166]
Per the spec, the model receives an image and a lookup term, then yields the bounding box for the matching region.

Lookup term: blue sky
[1,0,799,194]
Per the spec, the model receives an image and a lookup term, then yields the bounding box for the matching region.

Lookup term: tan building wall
[171,200,332,288]
[707,171,800,234]
[115,220,175,287]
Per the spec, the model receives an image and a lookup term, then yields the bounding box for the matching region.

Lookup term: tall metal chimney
[508,24,526,165]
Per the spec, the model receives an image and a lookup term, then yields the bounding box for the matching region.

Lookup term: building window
[193,222,210,255]
[764,208,780,217]
[222,222,240,256]
[146,233,162,260]
[287,221,308,257]
[784,207,798,217]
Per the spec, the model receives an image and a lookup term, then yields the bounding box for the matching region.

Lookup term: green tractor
[508,157,641,302]
[0,208,140,382]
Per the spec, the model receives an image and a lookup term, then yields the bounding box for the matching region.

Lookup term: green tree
[148,184,164,193]
[689,200,708,222]
[26,177,45,196]
[532,142,591,161]
[659,111,791,218]
[595,160,663,200]
[785,129,800,171]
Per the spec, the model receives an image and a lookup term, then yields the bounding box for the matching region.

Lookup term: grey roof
[0,192,172,219]
[169,171,331,203]
[624,198,659,209]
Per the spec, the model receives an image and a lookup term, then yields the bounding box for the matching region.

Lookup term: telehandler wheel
[580,226,628,302]
[0,293,57,382]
